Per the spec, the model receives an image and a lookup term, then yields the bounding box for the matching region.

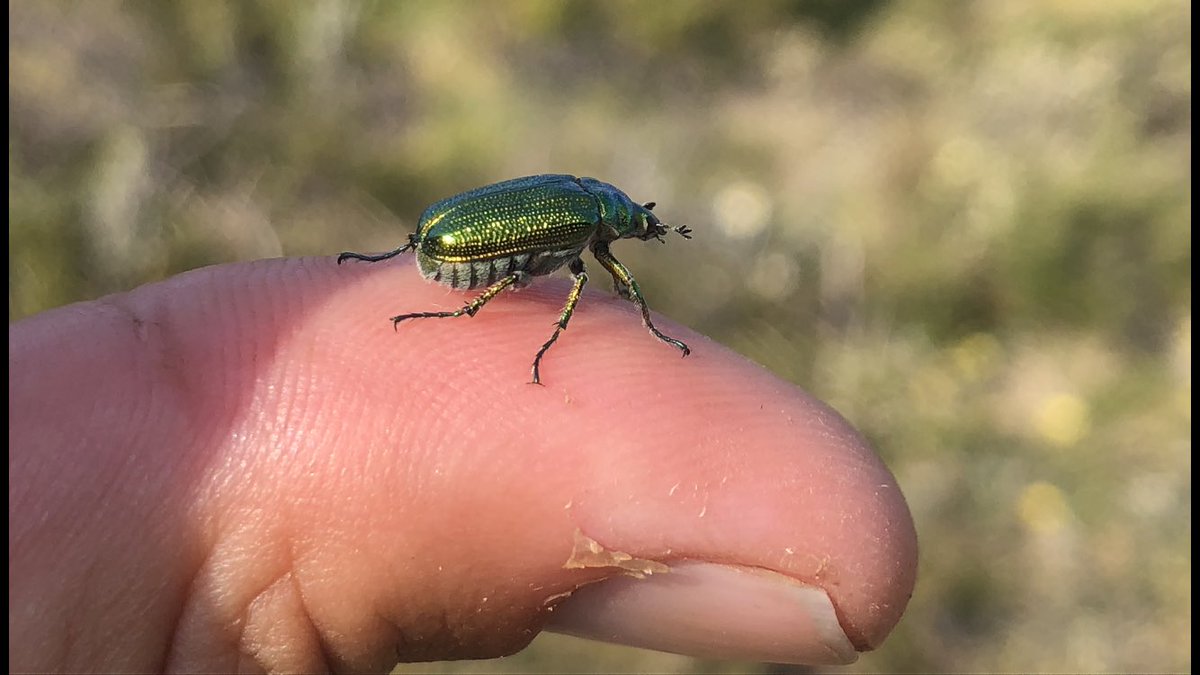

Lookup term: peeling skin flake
[563,529,671,579]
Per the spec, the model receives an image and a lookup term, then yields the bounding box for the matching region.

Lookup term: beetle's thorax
[579,177,662,242]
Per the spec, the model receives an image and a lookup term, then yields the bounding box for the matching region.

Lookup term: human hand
[8,257,917,672]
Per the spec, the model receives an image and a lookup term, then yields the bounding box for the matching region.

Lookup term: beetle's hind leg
[391,271,527,328]
[591,242,690,357]
[337,233,419,264]
[530,258,588,385]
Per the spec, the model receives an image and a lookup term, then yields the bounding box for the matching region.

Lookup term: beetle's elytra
[338,174,693,384]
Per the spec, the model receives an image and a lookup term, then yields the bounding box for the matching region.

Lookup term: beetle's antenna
[674,225,693,239]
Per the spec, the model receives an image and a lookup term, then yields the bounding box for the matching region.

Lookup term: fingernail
[544,561,857,665]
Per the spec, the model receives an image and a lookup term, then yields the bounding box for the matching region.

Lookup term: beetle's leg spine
[591,242,690,357]
[530,258,588,385]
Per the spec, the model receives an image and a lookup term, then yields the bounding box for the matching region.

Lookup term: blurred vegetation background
[9,0,1190,672]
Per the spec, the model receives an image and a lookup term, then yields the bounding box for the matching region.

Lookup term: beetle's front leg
[530,258,588,385]
[590,242,690,357]
[391,271,527,328]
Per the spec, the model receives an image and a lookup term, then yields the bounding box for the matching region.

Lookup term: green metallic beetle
[338,174,693,384]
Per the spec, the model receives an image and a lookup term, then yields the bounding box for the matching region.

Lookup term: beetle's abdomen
[417,248,582,290]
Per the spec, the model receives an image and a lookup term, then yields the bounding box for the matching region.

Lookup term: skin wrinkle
[139,530,212,672]
[239,525,290,670]
[163,545,221,673]
[116,290,221,460]
[231,514,309,667]
[288,487,420,667]
[289,568,337,673]
[373,578,434,670]
[275,473,480,669]
[168,416,313,670]
[373,575,480,667]
[291,543,363,671]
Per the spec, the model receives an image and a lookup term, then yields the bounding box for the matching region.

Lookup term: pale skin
[8,257,918,672]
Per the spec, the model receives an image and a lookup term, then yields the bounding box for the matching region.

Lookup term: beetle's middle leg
[391,271,528,328]
[591,242,690,357]
[530,258,588,385]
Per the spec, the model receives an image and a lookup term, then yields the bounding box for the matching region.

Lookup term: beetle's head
[633,201,694,243]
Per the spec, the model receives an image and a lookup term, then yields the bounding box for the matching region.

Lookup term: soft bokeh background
[9,1,1190,672]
